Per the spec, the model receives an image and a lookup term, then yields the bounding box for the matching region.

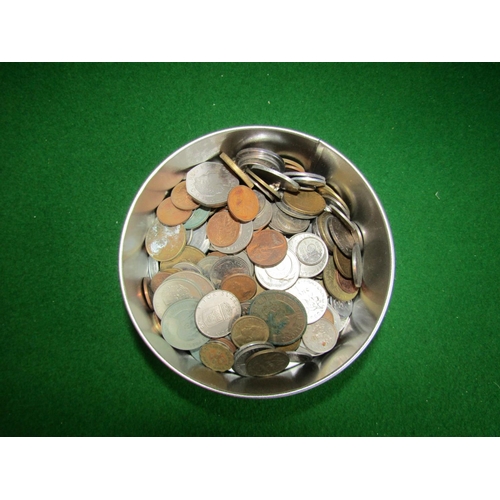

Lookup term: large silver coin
[169,270,215,296]
[302,318,339,354]
[254,250,300,290]
[197,256,220,279]
[232,341,274,377]
[210,220,253,254]
[209,256,251,288]
[153,277,203,319]
[288,233,329,278]
[161,298,209,351]
[195,290,242,338]
[186,161,239,208]
[253,198,273,230]
[287,278,328,323]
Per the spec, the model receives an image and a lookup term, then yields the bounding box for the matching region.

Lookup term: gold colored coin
[159,245,206,270]
[145,220,186,262]
[333,244,353,279]
[274,337,302,352]
[245,349,289,377]
[199,340,235,372]
[282,190,326,216]
[171,180,200,211]
[230,315,270,348]
[323,256,358,301]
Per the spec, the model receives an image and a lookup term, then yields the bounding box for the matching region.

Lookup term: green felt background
[1,63,499,437]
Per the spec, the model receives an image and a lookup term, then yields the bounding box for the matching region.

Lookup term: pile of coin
[141,146,364,377]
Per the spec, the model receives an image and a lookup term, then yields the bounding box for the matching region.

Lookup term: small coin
[302,318,339,354]
[233,341,274,377]
[282,190,326,216]
[156,197,193,226]
[220,273,257,302]
[286,278,328,324]
[152,277,203,319]
[245,349,289,377]
[227,185,260,222]
[159,245,205,270]
[199,339,235,372]
[230,315,270,348]
[269,203,310,235]
[161,298,209,351]
[210,220,253,254]
[246,229,288,267]
[209,256,250,288]
[145,219,186,262]
[249,290,307,346]
[186,161,239,207]
[171,180,200,211]
[334,244,353,279]
[195,290,242,338]
[206,209,241,247]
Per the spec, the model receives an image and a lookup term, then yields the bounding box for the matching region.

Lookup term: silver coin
[232,341,275,377]
[286,278,328,324]
[210,220,253,254]
[197,256,221,279]
[153,277,203,319]
[351,221,365,253]
[327,303,350,334]
[286,172,326,188]
[188,222,209,252]
[170,270,216,296]
[235,148,285,173]
[296,341,323,357]
[254,250,300,291]
[287,233,329,278]
[352,243,363,288]
[195,290,242,338]
[330,298,353,319]
[186,161,239,207]
[148,256,159,279]
[252,198,273,230]
[302,318,339,354]
[172,262,203,274]
[269,203,310,235]
[249,165,300,193]
[161,298,209,351]
[234,250,254,276]
[254,189,267,213]
[209,256,250,288]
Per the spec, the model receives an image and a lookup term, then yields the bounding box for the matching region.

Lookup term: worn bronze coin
[245,349,290,377]
[156,197,193,226]
[333,244,353,279]
[282,190,326,216]
[249,290,307,346]
[337,270,359,294]
[246,229,287,267]
[159,245,206,270]
[323,257,359,301]
[200,340,236,372]
[230,315,270,347]
[273,337,302,352]
[171,180,200,211]
[145,220,186,262]
[227,185,260,222]
[206,209,241,247]
[220,273,257,302]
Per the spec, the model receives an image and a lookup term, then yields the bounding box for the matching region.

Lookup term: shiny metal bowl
[119,126,395,398]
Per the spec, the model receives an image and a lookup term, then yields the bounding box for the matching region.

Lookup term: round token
[152,277,203,319]
[145,219,186,262]
[323,258,359,301]
[286,278,328,324]
[220,273,257,302]
[245,349,289,377]
[233,341,274,377]
[246,229,287,267]
[171,181,200,211]
[282,190,326,216]
[230,315,270,348]
[209,256,250,288]
[334,244,353,279]
[206,210,241,247]
[227,185,260,222]
[156,197,193,226]
[159,245,205,270]
[249,290,307,346]
[161,298,209,351]
[200,339,236,372]
[210,220,253,254]
[195,290,242,338]
[254,250,300,291]
[302,318,339,354]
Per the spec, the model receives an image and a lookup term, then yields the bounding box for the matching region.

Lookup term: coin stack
[141,147,364,377]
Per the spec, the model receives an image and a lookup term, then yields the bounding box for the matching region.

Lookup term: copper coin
[246,229,287,267]
[206,209,241,247]
[333,244,353,279]
[245,349,289,377]
[230,315,270,348]
[200,340,234,372]
[220,273,257,302]
[170,181,200,211]
[227,185,260,222]
[156,197,193,226]
[282,190,326,216]
[336,270,359,294]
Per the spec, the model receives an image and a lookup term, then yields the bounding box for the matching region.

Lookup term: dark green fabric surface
[1,63,499,436]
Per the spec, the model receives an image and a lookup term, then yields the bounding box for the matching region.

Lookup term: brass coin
[323,257,358,301]
[337,270,359,294]
[230,315,270,348]
[206,209,241,247]
[220,273,257,302]
[246,229,288,267]
[156,197,193,226]
[145,219,186,262]
[273,337,302,352]
[171,180,200,211]
[333,244,353,279]
[249,290,307,346]
[159,245,206,270]
[200,340,235,372]
[282,190,326,216]
[151,269,179,293]
[227,185,260,222]
[245,349,289,377]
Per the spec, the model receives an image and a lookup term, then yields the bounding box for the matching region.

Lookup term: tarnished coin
[230,315,270,347]
[249,290,307,346]
[142,277,154,310]
[159,245,205,270]
[206,209,241,247]
[286,278,328,324]
[151,269,179,293]
[227,185,260,222]
[210,220,253,254]
[156,197,193,226]
[282,190,326,216]
[323,258,359,301]
[161,298,209,351]
[245,349,289,377]
[200,339,236,372]
[337,271,359,294]
[195,290,242,338]
[254,250,300,291]
[246,229,288,267]
[186,161,239,207]
[145,219,186,262]
[184,206,212,230]
[351,242,363,288]
[302,318,339,354]
[168,270,215,296]
[318,185,351,219]
[334,244,353,279]
[220,273,257,302]
[273,337,302,352]
[197,255,221,279]
[233,341,274,377]
[209,256,250,288]
[327,212,355,257]
[269,203,310,235]
[153,277,203,319]
[171,180,200,211]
